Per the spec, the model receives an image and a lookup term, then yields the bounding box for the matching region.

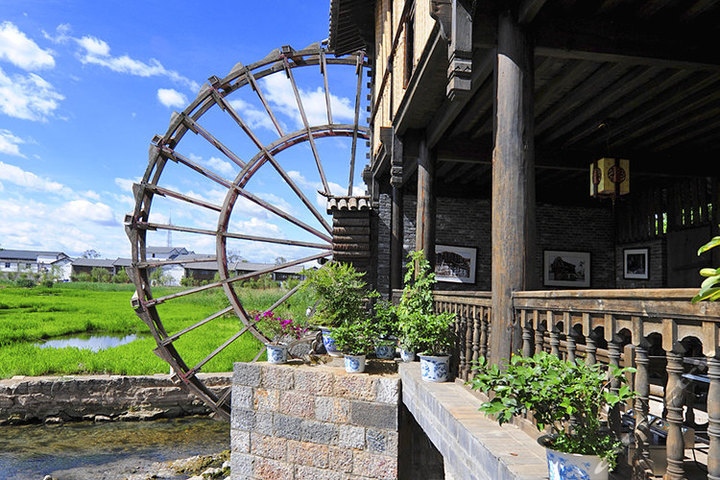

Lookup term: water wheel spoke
[225,251,331,285]
[137,256,216,269]
[181,114,246,168]
[160,306,234,346]
[245,70,285,137]
[282,57,330,195]
[147,184,223,212]
[251,346,267,363]
[188,326,253,375]
[159,146,234,189]
[349,52,364,196]
[210,89,332,234]
[320,49,333,125]
[147,281,225,307]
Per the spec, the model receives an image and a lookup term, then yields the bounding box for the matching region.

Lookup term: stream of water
[0,416,229,480]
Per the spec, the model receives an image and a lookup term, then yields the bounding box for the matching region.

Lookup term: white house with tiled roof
[0,249,72,280]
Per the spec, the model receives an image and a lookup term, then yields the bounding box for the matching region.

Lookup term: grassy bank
[0,282,302,378]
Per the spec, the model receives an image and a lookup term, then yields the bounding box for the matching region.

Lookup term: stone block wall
[231,362,401,480]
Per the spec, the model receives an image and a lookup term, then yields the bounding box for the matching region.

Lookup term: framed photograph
[435,245,477,284]
[624,248,649,280]
[544,250,591,287]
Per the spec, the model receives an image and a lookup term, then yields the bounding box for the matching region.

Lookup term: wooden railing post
[585,330,598,365]
[566,328,578,363]
[708,356,720,480]
[665,342,687,480]
[534,317,545,354]
[522,309,534,357]
[464,304,472,378]
[472,305,480,365]
[608,334,623,437]
[550,325,560,357]
[480,307,489,359]
[633,338,653,479]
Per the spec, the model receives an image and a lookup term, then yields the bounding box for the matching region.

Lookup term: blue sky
[0,1,367,261]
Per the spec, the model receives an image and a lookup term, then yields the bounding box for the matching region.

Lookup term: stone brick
[230,452,254,479]
[287,440,329,468]
[261,364,294,391]
[254,388,279,412]
[255,411,274,436]
[234,362,261,388]
[279,391,315,419]
[232,385,253,410]
[333,375,376,401]
[350,401,398,430]
[374,378,400,405]
[352,451,398,480]
[232,408,255,431]
[300,420,339,445]
[231,429,250,454]
[338,424,365,449]
[366,429,398,454]
[328,446,353,473]
[295,466,342,480]
[293,369,335,396]
[315,397,350,423]
[254,457,294,480]
[274,414,302,441]
[251,432,287,460]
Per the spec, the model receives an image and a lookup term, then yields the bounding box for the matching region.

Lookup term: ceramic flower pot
[538,435,609,480]
[375,343,395,360]
[400,349,415,362]
[419,354,450,382]
[266,343,288,364]
[344,354,366,373]
[321,328,342,357]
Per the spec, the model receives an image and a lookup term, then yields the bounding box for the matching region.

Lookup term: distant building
[145,246,192,260]
[0,249,72,280]
[183,260,308,284]
[70,258,118,277]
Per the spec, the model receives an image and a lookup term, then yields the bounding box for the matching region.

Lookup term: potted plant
[300,262,367,356]
[397,251,456,377]
[331,318,375,373]
[371,296,398,359]
[470,352,636,480]
[256,310,307,364]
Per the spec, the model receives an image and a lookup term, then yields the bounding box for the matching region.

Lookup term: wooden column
[390,133,404,291]
[633,339,653,478]
[608,335,623,438]
[566,329,577,363]
[665,343,687,480]
[415,135,436,269]
[522,310,534,357]
[708,356,720,480]
[490,10,536,364]
[585,330,598,365]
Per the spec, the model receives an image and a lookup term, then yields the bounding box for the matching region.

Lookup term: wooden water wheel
[125,43,368,420]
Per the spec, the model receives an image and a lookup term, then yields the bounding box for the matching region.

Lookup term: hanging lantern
[590,158,629,197]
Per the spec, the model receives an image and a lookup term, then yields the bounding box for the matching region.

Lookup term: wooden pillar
[708,356,720,480]
[415,135,435,269]
[665,343,687,480]
[490,10,535,364]
[390,133,404,292]
[633,339,653,478]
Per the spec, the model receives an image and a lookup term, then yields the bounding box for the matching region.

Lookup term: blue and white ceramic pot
[375,343,395,360]
[538,435,608,480]
[400,349,416,362]
[321,328,342,357]
[419,354,450,382]
[266,343,288,364]
[344,354,366,373]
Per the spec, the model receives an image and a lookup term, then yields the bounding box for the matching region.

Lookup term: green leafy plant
[693,230,720,303]
[370,294,398,341]
[255,310,307,344]
[470,352,636,468]
[331,318,376,355]
[396,251,455,353]
[300,262,367,328]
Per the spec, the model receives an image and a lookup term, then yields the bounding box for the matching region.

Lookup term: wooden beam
[415,136,435,268]
[490,11,536,365]
[518,0,549,24]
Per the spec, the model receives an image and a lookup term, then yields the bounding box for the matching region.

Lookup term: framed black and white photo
[543,250,591,287]
[435,245,477,284]
[624,248,649,280]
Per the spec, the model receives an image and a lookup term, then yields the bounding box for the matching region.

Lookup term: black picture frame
[624,248,649,280]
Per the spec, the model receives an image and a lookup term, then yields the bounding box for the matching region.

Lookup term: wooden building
[330,1,720,478]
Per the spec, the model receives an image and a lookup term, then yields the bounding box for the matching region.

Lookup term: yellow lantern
[590,158,629,197]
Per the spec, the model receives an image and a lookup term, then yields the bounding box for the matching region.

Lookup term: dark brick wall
[376,192,392,298]
[615,239,665,288]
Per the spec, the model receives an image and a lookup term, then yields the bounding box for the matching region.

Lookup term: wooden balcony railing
[433,288,720,480]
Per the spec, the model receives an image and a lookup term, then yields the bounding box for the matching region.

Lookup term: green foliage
[300,262,367,328]
[71,272,92,282]
[15,278,36,288]
[396,251,455,353]
[40,279,54,288]
[470,352,636,467]
[693,231,720,303]
[91,267,111,283]
[369,293,398,340]
[243,273,278,289]
[112,268,130,284]
[331,318,376,355]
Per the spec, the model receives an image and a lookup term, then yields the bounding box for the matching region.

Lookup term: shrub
[15,278,36,288]
[91,267,111,283]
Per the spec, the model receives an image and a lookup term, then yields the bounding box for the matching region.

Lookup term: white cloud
[261,74,355,130]
[228,98,276,132]
[76,35,109,56]
[206,156,235,177]
[82,190,101,200]
[0,160,70,194]
[115,177,138,193]
[0,22,54,70]
[287,170,363,209]
[61,199,118,226]
[0,66,64,121]
[0,129,25,157]
[157,88,187,108]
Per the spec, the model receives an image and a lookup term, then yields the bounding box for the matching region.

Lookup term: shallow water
[34,334,142,352]
[0,416,229,480]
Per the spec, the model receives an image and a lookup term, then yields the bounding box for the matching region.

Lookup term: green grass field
[0,282,307,378]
